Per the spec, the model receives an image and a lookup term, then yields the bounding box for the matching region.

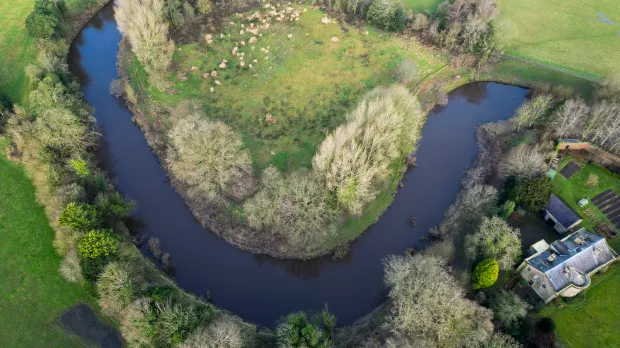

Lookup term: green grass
[0,141,98,347]
[538,263,620,348]
[128,4,449,172]
[402,0,442,12]
[552,156,620,249]
[497,0,620,80]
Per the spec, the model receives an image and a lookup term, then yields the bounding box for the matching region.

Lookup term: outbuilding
[544,194,582,234]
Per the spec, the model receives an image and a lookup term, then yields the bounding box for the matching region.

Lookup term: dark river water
[68,4,528,327]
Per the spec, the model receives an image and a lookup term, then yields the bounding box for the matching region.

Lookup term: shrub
[59,248,82,282]
[411,13,429,31]
[313,86,424,216]
[499,144,547,179]
[109,79,124,97]
[383,253,493,346]
[94,192,135,221]
[366,0,406,31]
[472,258,499,289]
[167,114,254,200]
[59,202,101,232]
[517,177,553,211]
[197,0,212,14]
[97,262,139,316]
[77,229,119,260]
[489,290,528,331]
[155,301,212,345]
[536,317,556,334]
[393,59,419,83]
[69,158,91,179]
[121,298,155,347]
[275,311,334,348]
[465,216,521,269]
[181,317,246,348]
[499,200,516,219]
[244,168,339,252]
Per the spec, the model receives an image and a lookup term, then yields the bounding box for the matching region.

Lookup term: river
[68,3,528,327]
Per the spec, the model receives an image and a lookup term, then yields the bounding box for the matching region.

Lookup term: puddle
[596,12,616,25]
[59,304,122,348]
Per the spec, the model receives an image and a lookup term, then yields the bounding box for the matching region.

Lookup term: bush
[59,202,101,232]
[59,248,82,282]
[155,301,212,345]
[167,114,254,200]
[366,0,406,31]
[77,229,120,260]
[181,317,246,348]
[536,317,556,334]
[472,259,499,289]
[517,177,554,211]
[489,290,528,331]
[97,262,139,316]
[94,192,135,221]
[313,86,424,216]
[393,59,419,83]
[465,216,521,269]
[499,200,516,219]
[383,253,493,346]
[120,298,155,347]
[275,311,334,348]
[244,168,339,252]
[499,144,547,179]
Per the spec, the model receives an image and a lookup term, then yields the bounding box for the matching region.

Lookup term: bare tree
[313,86,425,216]
[481,332,523,348]
[166,114,254,200]
[511,95,553,131]
[465,216,522,269]
[499,144,547,179]
[583,100,620,154]
[181,317,246,348]
[383,253,494,347]
[115,0,175,89]
[550,98,589,138]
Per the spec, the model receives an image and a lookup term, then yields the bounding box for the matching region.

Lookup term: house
[544,194,583,234]
[518,229,617,303]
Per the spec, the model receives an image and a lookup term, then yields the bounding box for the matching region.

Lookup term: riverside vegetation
[1,0,619,347]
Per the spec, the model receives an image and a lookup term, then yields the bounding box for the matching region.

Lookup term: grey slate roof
[528,230,615,292]
[545,194,581,229]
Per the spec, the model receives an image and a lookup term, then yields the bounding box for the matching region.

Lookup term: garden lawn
[127,4,448,173]
[0,144,98,347]
[538,263,620,348]
[496,0,620,80]
[552,156,620,250]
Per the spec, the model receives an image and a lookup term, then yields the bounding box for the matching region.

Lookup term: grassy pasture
[497,0,620,80]
[0,140,98,347]
[127,5,449,173]
[402,0,442,12]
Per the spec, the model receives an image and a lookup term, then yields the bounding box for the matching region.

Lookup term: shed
[544,194,582,234]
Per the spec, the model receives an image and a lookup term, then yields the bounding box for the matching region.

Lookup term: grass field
[402,0,442,12]
[0,139,98,347]
[0,0,106,104]
[127,4,449,173]
[539,263,620,348]
[552,156,620,250]
[497,0,620,80]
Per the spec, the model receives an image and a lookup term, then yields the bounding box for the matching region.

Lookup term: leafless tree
[181,317,246,348]
[499,144,547,179]
[511,94,554,131]
[550,98,589,138]
[583,100,620,154]
[115,0,175,89]
[383,253,494,347]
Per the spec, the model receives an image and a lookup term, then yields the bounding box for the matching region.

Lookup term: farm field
[126,4,449,173]
[552,156,620,250]
[497,0,620,80]
[539,263,620,348]
[0,141,98,347]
